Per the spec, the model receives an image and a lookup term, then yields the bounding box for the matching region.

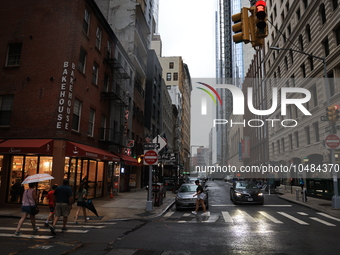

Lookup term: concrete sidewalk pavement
[277,185,340,219]
[0,188,176,222]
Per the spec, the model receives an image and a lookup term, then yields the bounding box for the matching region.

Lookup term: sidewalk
[276,185,340,219]
[0,189,176,222]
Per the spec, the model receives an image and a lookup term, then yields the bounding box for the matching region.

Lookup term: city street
[0,181,339,255]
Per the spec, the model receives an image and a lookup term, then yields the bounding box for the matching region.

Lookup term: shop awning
[0,139,54,155]
[65,142,120,161]
[119,154,140,166]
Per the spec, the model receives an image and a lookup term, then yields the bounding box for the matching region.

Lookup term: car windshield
[235,182,258,189]
[179,185,197,192]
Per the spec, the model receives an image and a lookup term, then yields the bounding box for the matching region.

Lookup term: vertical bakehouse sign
[57,61,75,130]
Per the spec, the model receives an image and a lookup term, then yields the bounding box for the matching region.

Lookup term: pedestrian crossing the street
[0,220,114,239]
[161,209,340,227]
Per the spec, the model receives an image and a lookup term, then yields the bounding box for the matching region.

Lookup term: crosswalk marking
[164,211,175,217]
[235,210,258,223]
[277,212,309,225]
[222,212,233,223]
[22,223,105,229]
[0,227,88,234]
[297,212,308,216]
[310,217,336,226]
[317,213,340,222]
[258,211,283,224]
[0,233,53,239]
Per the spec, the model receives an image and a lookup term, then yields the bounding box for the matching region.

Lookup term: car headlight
[235,192,242,196]
[258,193,263,196]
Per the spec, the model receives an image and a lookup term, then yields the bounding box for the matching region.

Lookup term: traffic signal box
[232,1,268,47]
[232,7,250,44]
[326,105,340,122]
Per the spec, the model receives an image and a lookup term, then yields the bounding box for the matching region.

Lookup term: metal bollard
[302,188,307,202]
[296,189,299,200]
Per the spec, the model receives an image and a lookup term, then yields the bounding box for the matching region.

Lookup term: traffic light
[232,7,250,44]
[254,1,268,38]
[326,104,340,122]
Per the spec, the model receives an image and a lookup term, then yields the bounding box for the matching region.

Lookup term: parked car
[175,183,209,210]
[230,181,264,204]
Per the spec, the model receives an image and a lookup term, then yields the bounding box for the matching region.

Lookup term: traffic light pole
[270,47,340,209]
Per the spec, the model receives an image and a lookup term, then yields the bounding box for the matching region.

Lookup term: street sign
[320,116,329,121]
[153,135,167,151]
[126,139,134,147]
[325,134,340,149]
[143,143,159,150]
[143,150,158,165]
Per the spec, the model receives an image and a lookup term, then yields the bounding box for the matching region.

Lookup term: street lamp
[270,46,340,209]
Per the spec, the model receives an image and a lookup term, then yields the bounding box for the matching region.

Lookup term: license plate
[248,198,253,201]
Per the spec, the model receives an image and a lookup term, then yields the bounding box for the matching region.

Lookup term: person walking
[74,182,87,224]
[50,179,73,235]
[192,180,208,216]
[44,184,58,227]
[15,182,39,236]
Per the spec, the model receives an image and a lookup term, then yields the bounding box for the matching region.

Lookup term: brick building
[0,0,139,206]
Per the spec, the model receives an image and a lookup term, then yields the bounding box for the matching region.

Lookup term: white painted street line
[277,212,309,225]
[317,213,340,222]
[238,210,258,223]
[309,217,336,227]
[183,213,191,217]
[297,212,308,216]
[0,233,53,239]
[263,205,292,207]
[211,204,235,207]
[258,211,283,224]
[164,212,175,217]
[222,211,233,223]
[23,222,105,228]
[0,227,88,234]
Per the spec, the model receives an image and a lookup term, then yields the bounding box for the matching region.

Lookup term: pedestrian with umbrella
[14,182,39,236]
[14,173,55,236]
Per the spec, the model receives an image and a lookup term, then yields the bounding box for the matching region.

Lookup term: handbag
[31,205,39,215]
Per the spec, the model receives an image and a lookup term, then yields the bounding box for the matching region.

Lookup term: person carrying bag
[15,182,40,236]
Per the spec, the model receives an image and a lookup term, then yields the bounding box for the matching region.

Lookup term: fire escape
[101,47,131,149]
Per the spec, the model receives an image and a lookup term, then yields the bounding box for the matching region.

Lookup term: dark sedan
[175,183,209,210]
[230,181,264,204]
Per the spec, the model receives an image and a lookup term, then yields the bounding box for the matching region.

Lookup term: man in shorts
[50,178,73,235]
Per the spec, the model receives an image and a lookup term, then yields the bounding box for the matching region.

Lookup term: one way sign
[153,135,167,151]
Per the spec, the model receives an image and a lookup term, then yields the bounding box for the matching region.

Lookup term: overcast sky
[158,1,217,154]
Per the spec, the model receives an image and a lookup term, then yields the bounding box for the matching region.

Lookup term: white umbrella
[21,174,54,184]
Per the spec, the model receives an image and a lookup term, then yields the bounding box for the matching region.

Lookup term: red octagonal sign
[144,150,158,165]
[325,134,340,149]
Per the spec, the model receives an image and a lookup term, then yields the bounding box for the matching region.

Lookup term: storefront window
[87,160,97,199]
[0,155,3,189]
[37,156,53,203]
[9,156,24,203]
[96,162,104,197]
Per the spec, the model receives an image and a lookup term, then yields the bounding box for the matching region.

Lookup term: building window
[334,25,340,46]
[287,24,291,35]
[313,122,320,142]
[322,37,330,56]
[306,24,311,42]
[272,142,275,154]
[320,4,326,24]
[284,56,288,70]
[169,62,174,69]
[96,27,102,50]
[295,131,299,148]
[277,140,281,153]
[332,0,338,10]
[72,99,82,132]
[290,49,294,64]
[305,126,311,145]
[78,47,87,73]
[83,9,90,35]
[92,62,99,85]
[104,74,109,92]
[173,72,178,81]
[6,43,22,66]
[308,56,314,71]
[303,0,308,9]
[296,8,301,20]
[289,134,293,150]
[100,115,107,140]
[299,34,304,51]
[301,63,306,78]
[281,138,285,152]
[0,95,14,126]
[88,108,95,137]
[309,84,318,108]
[166,73,171,81]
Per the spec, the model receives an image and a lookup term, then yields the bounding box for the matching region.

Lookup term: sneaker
[44,222,49,227]
[61,227,67,232]
[14,231,21,236]
[50,226,56,235]
[33,227,40,232]
[201,212,209,216]
[191,211,197,215]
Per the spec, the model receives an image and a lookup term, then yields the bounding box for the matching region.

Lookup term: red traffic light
[256,1,267,20]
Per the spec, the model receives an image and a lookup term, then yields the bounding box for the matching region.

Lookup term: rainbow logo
[196,82,222,115]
